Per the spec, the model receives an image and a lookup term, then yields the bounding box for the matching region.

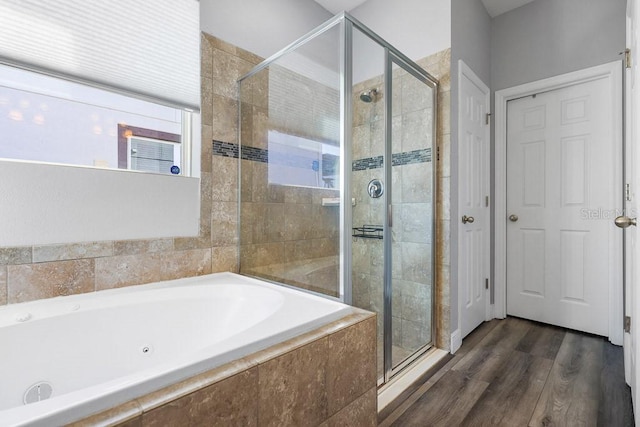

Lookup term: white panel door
[625,0,639,412]
[506,77,621,336]
[458,61,490,338]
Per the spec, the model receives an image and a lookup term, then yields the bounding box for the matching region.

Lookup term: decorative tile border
[213,140,268,163]
[352,148,432,171]
[214,140,431,172]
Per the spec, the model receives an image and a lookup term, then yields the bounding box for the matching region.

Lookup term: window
[0,64,190,175]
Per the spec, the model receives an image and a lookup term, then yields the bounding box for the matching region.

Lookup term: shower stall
[237,13,437,386]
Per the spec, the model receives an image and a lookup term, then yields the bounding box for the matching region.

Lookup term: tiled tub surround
[0,273,376,426]
[73,311,377,426]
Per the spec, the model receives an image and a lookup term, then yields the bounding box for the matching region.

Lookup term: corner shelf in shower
[352,225,383,239]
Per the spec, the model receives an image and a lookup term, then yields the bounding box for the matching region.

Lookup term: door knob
[615,215,637,228]
[509,214,519,222]
[462,215,475,224]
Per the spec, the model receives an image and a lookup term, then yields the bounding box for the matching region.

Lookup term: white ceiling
[481,0,536,17]
[312,0,368,14]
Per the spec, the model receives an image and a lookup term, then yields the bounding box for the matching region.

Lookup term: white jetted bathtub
[0,272,351,426]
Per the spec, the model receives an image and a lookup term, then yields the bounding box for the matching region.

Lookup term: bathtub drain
[24,382,53,405]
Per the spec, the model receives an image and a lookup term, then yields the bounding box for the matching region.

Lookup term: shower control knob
[367,179,384,198]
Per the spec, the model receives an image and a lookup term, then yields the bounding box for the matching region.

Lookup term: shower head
[359,88,378,103]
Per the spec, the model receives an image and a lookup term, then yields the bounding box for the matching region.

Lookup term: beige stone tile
[138,357,256,411]
[437,219,451,266]
[402,73,434,114]
[212,156,238,202]
[438,90,451,136]
[438,176,451,220]
[251,68,269,110]
[439,68,451,92]
[95,249,211,290]
[173,235,210,251]
[32,241,113,263]
[201,77,213,126]
[142,368,257,427]
[250,107,269,149]
[401,242,432,284]
[211,245,238,273]
[0,247,32,265]
[113,239,173,256]
[211,94,238,144]
[212,48,239,99]
[201,125,213,173]
[8,259,94,303]
[242,203,284,245]
[402,109,433,153]
[283,203,314,241]
[211,201,238,247]
[239,159,253,202]
[401,317,432,352]
[258,337,329,426]
[320,387,377,427]
[240,242,284,269]
[200,33,213,79]
[236,45,263,65]
[402,162,433,203]
[283,185,313,204]
[327,317,377,415]
[284,238,338,263]
[353,124,371,160]
[441,132,451,178]
[203,33,236,56]
[68,400,142,427]
[0,266,7,305]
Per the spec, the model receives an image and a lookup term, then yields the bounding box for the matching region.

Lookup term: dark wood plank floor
[380,317,634,427]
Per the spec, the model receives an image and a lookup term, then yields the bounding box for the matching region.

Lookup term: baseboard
[450,329,462,354]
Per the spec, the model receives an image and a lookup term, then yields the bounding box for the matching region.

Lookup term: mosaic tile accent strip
[212,140,238,158]
[352,148,431,171]
[214,141,431,170]
[213,140,268,163]
[352,156,383,171]
[392,148,432,166]
[241,145,268,163]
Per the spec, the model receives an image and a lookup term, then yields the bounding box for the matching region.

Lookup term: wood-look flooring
[379,317,634,427]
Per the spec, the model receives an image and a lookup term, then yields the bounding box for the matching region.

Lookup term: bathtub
[0,272,352,426]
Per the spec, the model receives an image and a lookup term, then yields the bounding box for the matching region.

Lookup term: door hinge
[485,196,489,207]
[625,48,632,69]
[625,316,631,333]
[437,145,440,161]
[485,278,489,290]
[485,112,492,125]
[626,183,632,202]
[622,48,632,69]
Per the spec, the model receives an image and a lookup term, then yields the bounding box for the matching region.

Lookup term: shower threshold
[377,348,450,413]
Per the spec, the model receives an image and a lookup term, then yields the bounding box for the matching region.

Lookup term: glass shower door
[388,55,435,374]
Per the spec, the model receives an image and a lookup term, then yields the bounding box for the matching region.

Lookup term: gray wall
[350,0,451,61]
[200,0,332,58]
[491,0,626,91]
[450,0,492,335]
